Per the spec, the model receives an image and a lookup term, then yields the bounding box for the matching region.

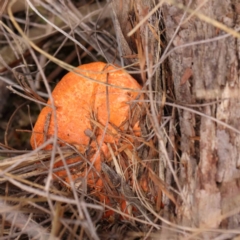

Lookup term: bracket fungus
[30,62,143,219]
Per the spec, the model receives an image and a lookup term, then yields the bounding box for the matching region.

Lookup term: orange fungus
[30,62,143,218]
[30,62,141,151]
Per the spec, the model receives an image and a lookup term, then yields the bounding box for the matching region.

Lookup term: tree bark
[163,0,240,232]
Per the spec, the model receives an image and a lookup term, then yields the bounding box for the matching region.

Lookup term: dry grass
[0,1,169,239]
[1,0,240,239]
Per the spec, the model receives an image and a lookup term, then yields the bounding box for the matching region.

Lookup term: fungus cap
[30,62,142,151]
[30,62,143,219]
